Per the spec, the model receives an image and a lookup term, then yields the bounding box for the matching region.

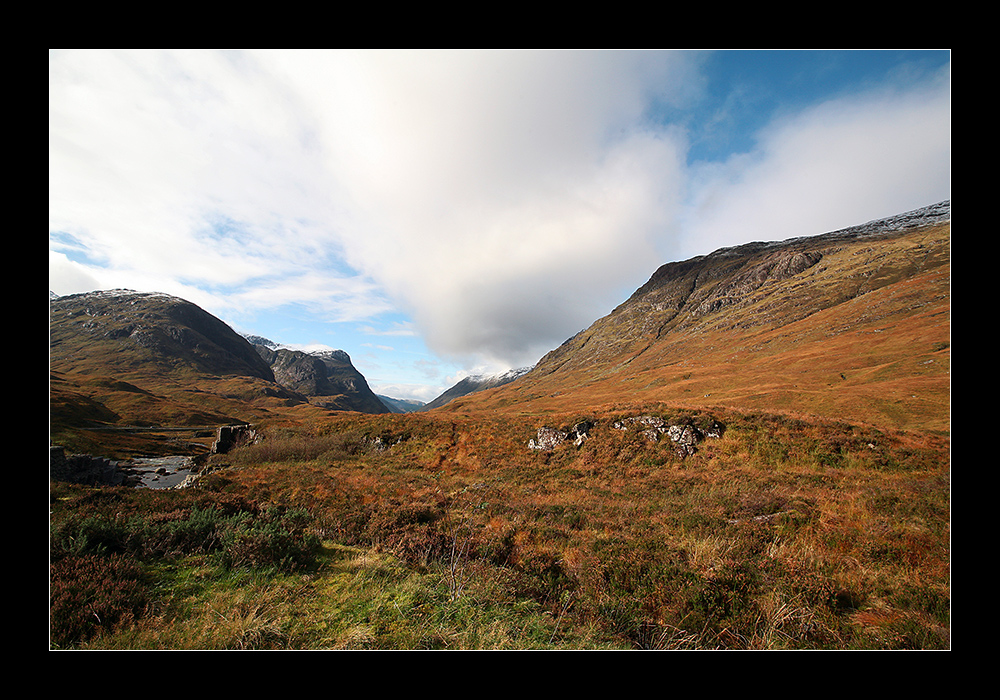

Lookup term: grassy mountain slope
[49,290,324,454]
[50,290,275,381]
[445,205,950,434]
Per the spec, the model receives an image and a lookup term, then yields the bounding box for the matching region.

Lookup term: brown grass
[127,404,943,650]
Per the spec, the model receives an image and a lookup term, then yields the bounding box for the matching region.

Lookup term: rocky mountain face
[250,341,388,414]
[50,290,306,449]
[454,201,951,433]
[421,367,533,411]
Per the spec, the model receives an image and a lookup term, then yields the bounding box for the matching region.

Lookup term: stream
[126,455,196,489]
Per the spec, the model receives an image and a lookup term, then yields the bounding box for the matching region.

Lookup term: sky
[49,49,951,403]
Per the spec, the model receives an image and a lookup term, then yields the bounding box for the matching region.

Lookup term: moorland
[49,202,950,650]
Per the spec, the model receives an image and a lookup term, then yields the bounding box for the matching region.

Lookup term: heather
[50,407,949,649]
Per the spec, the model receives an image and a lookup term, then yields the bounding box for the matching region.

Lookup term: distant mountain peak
[239,335,352,366]
[311,348,352,365]
[421,365,534,411]
[244,335,386,414]
[241,334,279,349]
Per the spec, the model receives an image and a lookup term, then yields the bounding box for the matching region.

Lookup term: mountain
[49,290,309,453]
[51,289,276,381]
[445,201,951,433]
[49,290,387,455]
[421,367,533,411]
[248,340,388,414]
[377,395,427,413]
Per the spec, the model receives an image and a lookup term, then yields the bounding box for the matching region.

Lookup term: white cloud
[49,50,342,291]
[249,50,695,368]
[678,65,951,258]
[49,251,102,296]
[49,50,950,376]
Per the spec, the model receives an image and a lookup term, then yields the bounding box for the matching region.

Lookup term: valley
[48,202,951,650]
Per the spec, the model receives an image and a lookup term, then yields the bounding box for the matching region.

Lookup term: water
[127,455,196,489]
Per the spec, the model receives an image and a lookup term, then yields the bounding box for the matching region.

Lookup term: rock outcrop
[528,421,593,450]
[528,416,725,457]
[50,446,125,486]
[212,424,259,454]
[613,416,725,457]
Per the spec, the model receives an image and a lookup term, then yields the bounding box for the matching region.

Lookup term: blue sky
[49,50,951,403]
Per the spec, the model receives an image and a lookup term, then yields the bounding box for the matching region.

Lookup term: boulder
[614,416,668,442]
[667,424,701,457]
[614,416,726,457]
[528,421,592,450]
[529,427,569,451]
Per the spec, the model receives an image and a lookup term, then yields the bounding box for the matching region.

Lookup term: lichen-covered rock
[529,422,592,450]
[613,416,667,442]
[667,424,701,457]
[529,427,569,451]
[612,416,726,457]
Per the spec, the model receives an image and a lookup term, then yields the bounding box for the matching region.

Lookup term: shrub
[216,507,320,572]
[50,554,150,648]
[52,503,321,573]
[579,536,700,647]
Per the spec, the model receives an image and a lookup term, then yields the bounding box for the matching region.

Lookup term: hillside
[51,291,328,454]
[51,290,276,381]
[448,202,950,434]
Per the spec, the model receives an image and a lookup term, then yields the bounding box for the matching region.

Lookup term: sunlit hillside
[440,216,950,435]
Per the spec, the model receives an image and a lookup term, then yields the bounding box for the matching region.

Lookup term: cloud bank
[678,68,952,258]
[49,50,950,371]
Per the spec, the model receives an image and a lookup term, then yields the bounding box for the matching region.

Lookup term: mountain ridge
[49,291,391,453]
[48,200,950,451]
[443,201,950,433]
[50,289,276,382]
